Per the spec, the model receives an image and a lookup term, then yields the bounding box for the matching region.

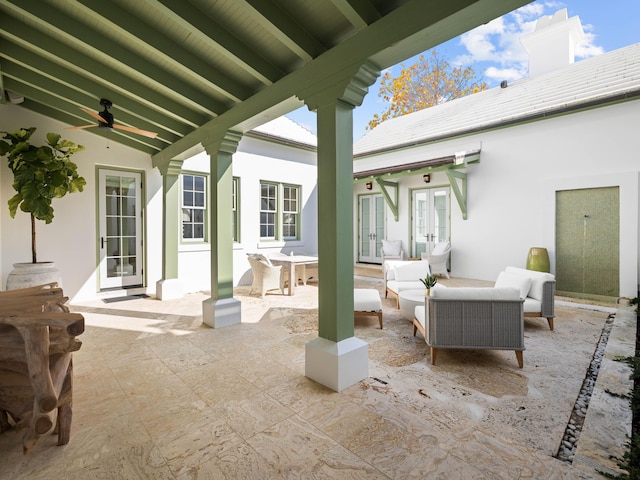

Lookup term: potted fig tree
[0,127,85,289]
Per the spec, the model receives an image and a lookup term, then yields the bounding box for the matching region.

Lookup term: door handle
[101,237,105,249]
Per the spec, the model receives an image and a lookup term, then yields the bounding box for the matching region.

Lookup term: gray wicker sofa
[413,287,525,368]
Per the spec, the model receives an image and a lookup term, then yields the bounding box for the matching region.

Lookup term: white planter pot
[5,262,62,291]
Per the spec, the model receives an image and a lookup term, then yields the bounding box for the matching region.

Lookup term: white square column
[305,336,368,392]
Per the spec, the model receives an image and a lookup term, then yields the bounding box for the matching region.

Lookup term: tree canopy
[367,50,487,131]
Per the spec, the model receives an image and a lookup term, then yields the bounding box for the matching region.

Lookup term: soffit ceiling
[0,0,529,163]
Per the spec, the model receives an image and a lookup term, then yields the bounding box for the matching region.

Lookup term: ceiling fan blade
[112,124,158,138]
[80,107,108,125]
[66,124,97,130]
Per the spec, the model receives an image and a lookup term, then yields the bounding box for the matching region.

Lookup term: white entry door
[358,194,385,263]
[98,169,143,289]
[412,187,450,257]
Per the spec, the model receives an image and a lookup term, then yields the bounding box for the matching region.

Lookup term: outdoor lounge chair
[247,254,284,298]
[422,241,451,279]
[381,239,404,263]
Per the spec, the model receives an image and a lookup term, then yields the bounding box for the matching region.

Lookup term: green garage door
[555,187,619,299]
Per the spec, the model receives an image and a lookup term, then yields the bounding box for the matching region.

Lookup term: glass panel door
[412,187,450,257]
[358,194,384,263]
[98,169,143,289]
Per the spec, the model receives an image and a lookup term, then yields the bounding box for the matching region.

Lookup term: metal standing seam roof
[353,42,640,157]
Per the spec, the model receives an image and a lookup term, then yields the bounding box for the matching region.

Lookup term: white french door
[358,194,385,263]
[98,169,143,289]
[412,187,450,257]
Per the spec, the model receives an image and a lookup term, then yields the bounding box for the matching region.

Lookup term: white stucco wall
[354,100,640,297]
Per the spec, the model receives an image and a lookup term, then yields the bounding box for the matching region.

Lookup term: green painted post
[159,160,183,279]
[316,100,356,343]
[204,131,242,299]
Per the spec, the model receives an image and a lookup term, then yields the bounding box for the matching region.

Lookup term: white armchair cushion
[495,271,532,299]
[382,239,402,256]
[393,260,430,281]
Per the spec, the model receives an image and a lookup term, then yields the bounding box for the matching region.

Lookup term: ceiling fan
[70,98,158,138]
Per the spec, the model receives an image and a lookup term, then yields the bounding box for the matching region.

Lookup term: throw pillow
[495,271,531,299]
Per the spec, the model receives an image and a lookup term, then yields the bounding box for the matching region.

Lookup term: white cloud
[485,66,527,82]
[575,25,605,58]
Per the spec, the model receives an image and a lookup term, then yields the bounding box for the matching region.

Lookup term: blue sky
[286,0,640,141]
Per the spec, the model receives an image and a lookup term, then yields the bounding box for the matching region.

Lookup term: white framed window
[260,183,277,239]
[282,185,298,239]
[260,182,300,241]
[182,174,206,241]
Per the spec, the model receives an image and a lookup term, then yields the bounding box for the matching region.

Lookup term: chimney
[520,8,585,79]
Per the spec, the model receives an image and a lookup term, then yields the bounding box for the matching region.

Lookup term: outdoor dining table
[269,254,318,296]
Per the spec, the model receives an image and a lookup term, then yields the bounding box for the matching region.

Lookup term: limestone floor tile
[212,389,296,440]
[176,362,261,408]
[233,358,301,390]
[64,442,174,480]
[61,415,153,471]
[1,432,67,479]
[141,401,210,440]
[153,413,244,477]
[109,357,177,390]
[73,362,125,402]
[157,347,217,373]
[246,415,339,478]
[446,429,586,479]
[312,445,388,479]
[121,376,205,425]
[299,396,382,445]
[266,375,336,413]
[72,391,133,429]
[174,441,282,480]
[96,340,159,369]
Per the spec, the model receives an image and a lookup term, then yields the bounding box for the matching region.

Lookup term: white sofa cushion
[394,260,430,281]
[430,287,521,301]
[382,239,402,256]
[495,271,531,299]
[387,280,425,294]
[505,266,554,301]
[523,297,542,313]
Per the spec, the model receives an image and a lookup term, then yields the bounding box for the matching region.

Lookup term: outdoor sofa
[413,286,525,368]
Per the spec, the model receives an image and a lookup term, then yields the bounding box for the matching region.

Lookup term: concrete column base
[202,297,241,328]
[155,278,184,300]
[305,336,368,392]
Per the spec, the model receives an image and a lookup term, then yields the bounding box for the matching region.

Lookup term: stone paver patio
[0,274,633,479]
